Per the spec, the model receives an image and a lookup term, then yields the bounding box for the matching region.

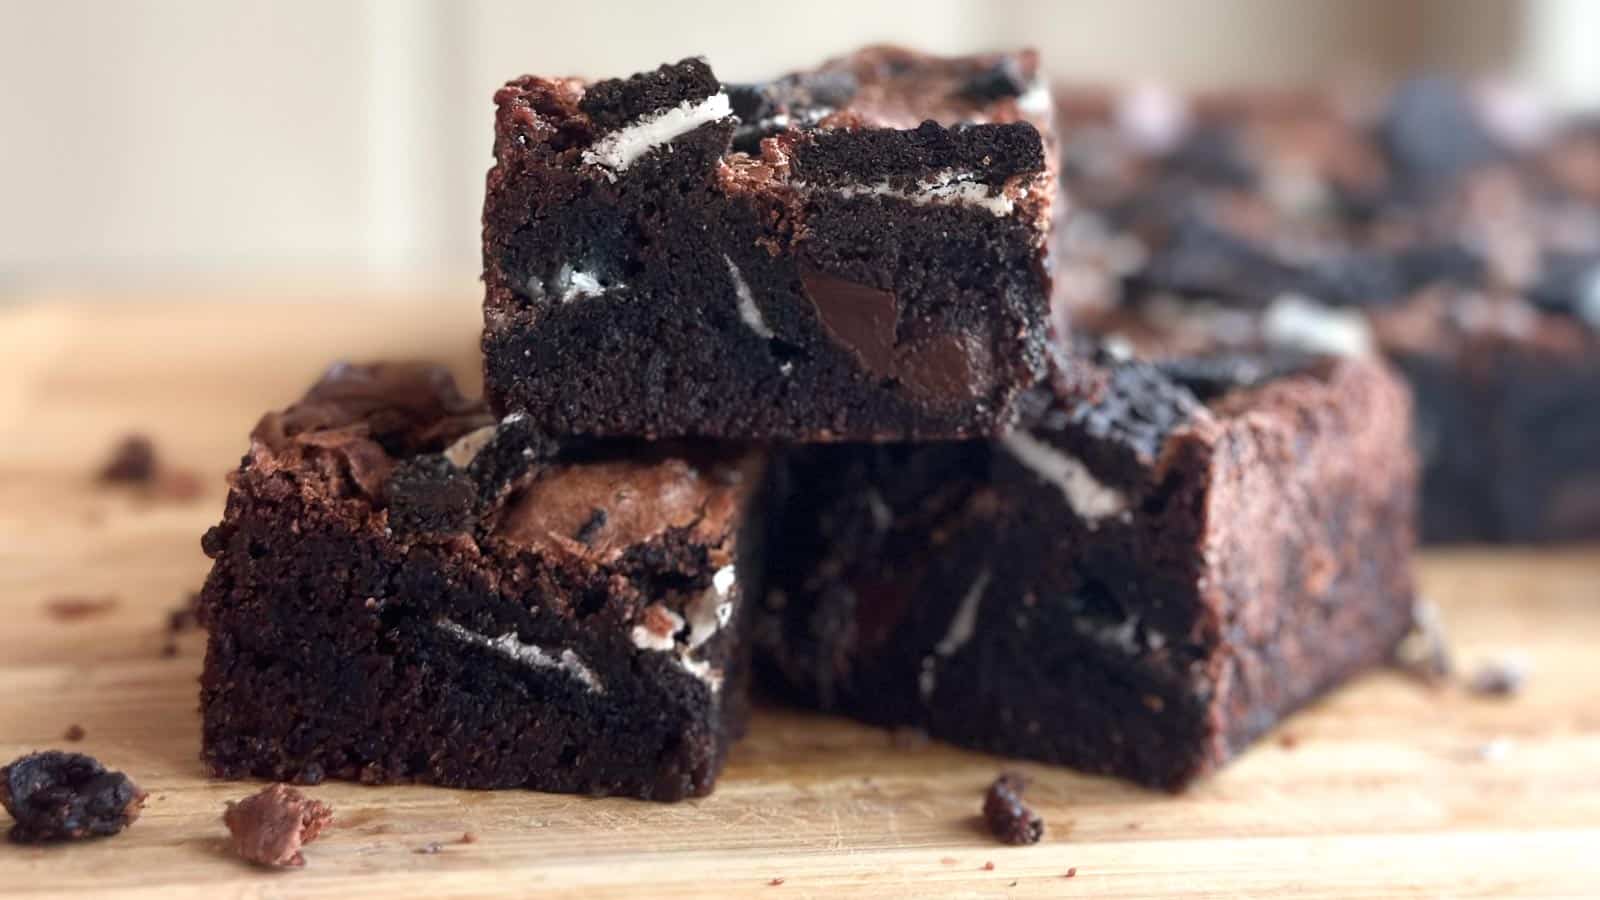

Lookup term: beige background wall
[0,0,1565,295]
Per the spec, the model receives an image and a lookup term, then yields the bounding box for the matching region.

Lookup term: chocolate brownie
[754,350,1416,790]
[198,363,764,801]
[1051,78,1600,542]
[482,46,1063,440]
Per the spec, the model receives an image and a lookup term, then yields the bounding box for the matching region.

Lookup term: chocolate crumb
[63,725,86,742]
[982,861,995,871]
[1065,867,1078,878]
[983,772,1044,845]
[768,877,785,886]
[167,593,202,633]
[45,595,118,621]
[460,831,478,844]
[0,751,146,843]
[98,435,157,484]
[1467,656,1529,697]
[415,842,443,855]
[222,783,333,868]
[1278,733,1300,750]
[1393,600,1453,686]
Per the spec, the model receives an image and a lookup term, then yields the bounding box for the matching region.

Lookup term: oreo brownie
[482,46,1061,440]
[198,363,763,801]
[754,350,1416,790]
[1052,78,1600,541]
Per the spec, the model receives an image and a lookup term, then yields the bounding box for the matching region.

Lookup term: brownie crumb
[983,772,1044,845]
[167,593,202,633]
[222,784,333,868]
[1467,656,1529,697]
[63,725,86,742]
[98,435,157,484]
[1065,867,1078,878]
[45,595,118,621]
[1393,600,1453,686]
[460,831,478,844]
[0,751,146,843]
[768,877,785,886]
[1278,733,1300,750]
[414,842,443,855]
[982,861,995,871]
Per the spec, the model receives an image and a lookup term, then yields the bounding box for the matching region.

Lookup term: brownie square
[754,350,1417,789]
[198,363,764,801]
[1051,78,1600,542]
[482,46,1064,440]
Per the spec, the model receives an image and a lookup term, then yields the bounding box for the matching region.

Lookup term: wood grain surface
[1,294,1598,898]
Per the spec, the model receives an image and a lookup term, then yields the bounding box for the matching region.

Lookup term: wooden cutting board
[2,291,1598,898]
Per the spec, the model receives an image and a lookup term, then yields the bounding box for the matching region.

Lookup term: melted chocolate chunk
[801,269,899,377]
[982,772,1044,845]
[0,752,146,843]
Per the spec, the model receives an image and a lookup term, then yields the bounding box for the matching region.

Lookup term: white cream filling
[436,619,604,694]
[823,170,1021,217]
[582,92,732,176]
[933,569,991,659]
[1001,432,1129,524]
[1015,81,1053,117]
[627,565,735,692]
[442,425,497,469]
[529,263,621,304]
[918,569,993,702]
[1262,293,1374,358]
[723,255,775,339]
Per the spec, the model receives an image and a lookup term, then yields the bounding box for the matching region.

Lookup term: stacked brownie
[199,47,1419,800]
[1050,78,1600,542]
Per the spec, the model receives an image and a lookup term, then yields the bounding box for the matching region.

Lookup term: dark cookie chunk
[982,772,1044,845]
[0,751,146,843]
[579,57,721,131]
[386,455,479,536]
[222,783,334,868]
[957,56,1030,103]
[1376,76,1501,186]
[98,434,157,483]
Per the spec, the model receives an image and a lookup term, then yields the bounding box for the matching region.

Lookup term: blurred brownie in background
[198,363,764,801]
[1050,77,1600,542]
[483,47,1067,441]
[754,348,1417,790]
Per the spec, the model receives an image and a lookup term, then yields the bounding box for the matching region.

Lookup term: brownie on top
[754,347,1417,790]
[198,363,764,801]
[483,46,1065,441]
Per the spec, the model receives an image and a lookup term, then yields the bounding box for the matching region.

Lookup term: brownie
[198,363,764,801]
[0,752,146,843]
[753,350,1417,790]
[1051,78,1600,542]
[482,46,1064,440]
